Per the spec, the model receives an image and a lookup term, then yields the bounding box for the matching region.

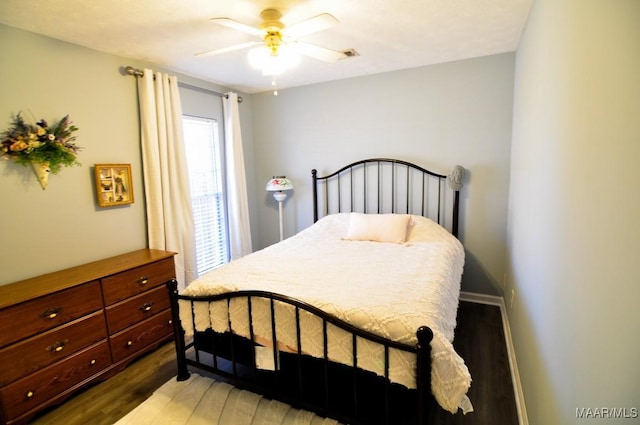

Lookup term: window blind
[183,116,229,275]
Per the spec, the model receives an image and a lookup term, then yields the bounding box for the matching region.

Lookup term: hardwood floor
[428,301,519,424]
[29,301,519,425]
[29,344,178,425]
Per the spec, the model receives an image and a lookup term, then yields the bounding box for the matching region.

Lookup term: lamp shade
[266,176,293,192]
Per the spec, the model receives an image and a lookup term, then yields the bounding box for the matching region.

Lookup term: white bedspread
[180,214,472,414]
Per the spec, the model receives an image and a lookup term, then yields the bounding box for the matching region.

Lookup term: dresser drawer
[105,285,171,334]
[110,309,173,363]
[0,311,107,386]
[101,258,175,305]
[0,281,102,349]
[0,340,111,421]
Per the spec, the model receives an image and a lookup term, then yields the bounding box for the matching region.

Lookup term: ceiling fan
[196,8,349,64]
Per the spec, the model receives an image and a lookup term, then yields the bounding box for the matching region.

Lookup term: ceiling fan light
[247,46,270,70]
[261,57,286,76]
[278,44,302,67]
[248,45,301,76]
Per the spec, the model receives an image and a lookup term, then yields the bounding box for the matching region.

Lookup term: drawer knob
[26,391,34,398]
[127,340,133,347]
[137,276,149,285]
[90,359,96,365]
[47,340,68,353]
[139,302,154,312]
[40,307,61,320]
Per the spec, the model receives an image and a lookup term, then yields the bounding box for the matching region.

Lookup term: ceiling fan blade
[195,41,261,57]
[289,40,348,63]
[209,17,264,37]
[284,13,338,37]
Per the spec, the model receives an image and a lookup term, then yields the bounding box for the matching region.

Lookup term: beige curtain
[223,92,252,259]
[138,69,197,289]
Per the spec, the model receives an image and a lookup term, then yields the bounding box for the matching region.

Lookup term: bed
[166,158,471,424]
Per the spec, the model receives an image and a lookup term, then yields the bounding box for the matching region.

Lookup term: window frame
[182,114,230,275]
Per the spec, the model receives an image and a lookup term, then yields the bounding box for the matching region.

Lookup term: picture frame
[94,164,134,207]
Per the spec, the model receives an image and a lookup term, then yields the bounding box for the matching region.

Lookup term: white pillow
[405,215,450,242]
[344,213,411,243]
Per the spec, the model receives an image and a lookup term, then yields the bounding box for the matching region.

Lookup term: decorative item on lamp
[266,176,293,241]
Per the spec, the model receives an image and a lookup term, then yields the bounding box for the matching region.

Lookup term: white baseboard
[460,291,529,425]
[459,291,503,306]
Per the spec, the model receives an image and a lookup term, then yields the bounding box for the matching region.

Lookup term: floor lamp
[266,176,293,241]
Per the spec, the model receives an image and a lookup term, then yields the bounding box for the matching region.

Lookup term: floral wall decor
[1,112,81,189]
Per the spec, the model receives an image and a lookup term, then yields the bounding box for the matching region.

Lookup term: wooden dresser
[0,249,176,425]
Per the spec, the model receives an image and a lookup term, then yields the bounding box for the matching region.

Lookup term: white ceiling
[0,0,533,94]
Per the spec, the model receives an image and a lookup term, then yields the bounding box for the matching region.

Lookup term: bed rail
[312,158,464,238]
[167,278,434,424]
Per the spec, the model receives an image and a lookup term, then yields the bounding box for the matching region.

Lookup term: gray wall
[0,24,256,285]
[507,0,640,423]
[0,24,514,298]
[0,25,145,284]
[251,53,515,295]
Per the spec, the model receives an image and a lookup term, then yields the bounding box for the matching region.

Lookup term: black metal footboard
[166,279,435,425]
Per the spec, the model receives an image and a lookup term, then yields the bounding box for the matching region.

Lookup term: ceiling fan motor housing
[259,9,285,32]
[259,9,285,56]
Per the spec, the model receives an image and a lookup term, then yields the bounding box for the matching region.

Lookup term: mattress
[179,213,472,414]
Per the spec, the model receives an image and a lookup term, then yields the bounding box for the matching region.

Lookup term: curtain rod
[123,66,242,103]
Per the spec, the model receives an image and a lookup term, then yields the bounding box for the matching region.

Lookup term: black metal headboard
[312,158,465,238]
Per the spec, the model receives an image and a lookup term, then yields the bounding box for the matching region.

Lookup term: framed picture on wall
[94,164,134,207]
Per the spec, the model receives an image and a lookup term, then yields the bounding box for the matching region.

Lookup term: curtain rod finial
[123,65,143,77]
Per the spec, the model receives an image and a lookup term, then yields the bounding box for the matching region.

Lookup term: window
[183,116,229,275]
